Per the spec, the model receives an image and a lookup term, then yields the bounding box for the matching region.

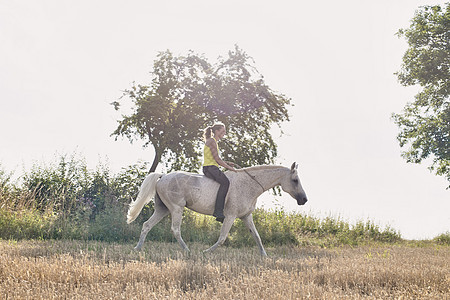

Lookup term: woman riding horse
[202,122,236,222]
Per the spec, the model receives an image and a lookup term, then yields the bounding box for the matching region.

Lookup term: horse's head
[280,162,308,205]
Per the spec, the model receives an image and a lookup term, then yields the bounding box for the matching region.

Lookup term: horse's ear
[291,162,298,172]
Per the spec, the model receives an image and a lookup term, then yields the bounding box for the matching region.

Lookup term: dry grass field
[0,239,449,299]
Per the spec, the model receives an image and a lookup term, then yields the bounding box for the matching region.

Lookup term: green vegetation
[393,3,450,187]
[112,46,291,173]
[1,154,443,248]
[434,231,450,245]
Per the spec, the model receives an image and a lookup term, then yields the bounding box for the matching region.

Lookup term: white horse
[127,163,307,256]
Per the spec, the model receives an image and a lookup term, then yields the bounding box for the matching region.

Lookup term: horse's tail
[127,173,164,224]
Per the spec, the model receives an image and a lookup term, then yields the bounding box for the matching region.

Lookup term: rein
[234,164,265,191]
[219,140,265,191]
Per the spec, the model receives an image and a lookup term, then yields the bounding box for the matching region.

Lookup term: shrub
[1,154,404,246]
[434,232,450,245]
[88,204,140,242]
[0,209,55,240]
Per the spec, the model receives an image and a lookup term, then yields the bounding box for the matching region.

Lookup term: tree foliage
[112,46,291,172]
[393,4,450,187]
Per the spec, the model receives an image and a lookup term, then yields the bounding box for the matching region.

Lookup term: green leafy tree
[393,4,449,187]
[112,46,291,173]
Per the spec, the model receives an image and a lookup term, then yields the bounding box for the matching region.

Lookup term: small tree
[112,46,291,173]
[393,4,450,188]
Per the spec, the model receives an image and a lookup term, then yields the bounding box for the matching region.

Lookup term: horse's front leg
[203,216,236,254]
[241,213,267,256]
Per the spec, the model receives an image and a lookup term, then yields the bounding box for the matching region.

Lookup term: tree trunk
[148,148,161,174]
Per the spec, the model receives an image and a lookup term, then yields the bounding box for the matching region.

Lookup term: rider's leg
[203,166,229,222]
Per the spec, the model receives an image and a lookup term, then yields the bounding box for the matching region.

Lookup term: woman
[203,122,236,223]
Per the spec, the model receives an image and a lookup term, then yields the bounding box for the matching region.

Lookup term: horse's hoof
[203,247,215,254]
[134,245,142,251]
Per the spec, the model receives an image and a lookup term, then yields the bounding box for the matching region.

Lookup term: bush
[0,209,55,240]
[1,154,404,246]
[434,232,450,245]
[88,204,140,242]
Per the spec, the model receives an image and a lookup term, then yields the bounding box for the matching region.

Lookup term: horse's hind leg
[241,214,267,256]
[170,206,190,252]
[135,196,169,251]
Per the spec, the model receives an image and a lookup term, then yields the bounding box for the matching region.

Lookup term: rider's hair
[203,122,225,140]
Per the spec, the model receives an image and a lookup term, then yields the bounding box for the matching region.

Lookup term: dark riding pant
[203,165,229,218]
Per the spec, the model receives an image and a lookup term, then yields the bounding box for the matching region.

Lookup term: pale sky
[1,0,448,240]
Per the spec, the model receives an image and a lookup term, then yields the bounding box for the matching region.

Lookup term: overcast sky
[1,0,448,239]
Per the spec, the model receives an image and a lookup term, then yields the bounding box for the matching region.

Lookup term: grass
[1,154,443,248]
[1,156,449,298]
[0,205,403,247]
[0,239,448,299]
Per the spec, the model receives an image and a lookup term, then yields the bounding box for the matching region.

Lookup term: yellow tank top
[203,137,219,167]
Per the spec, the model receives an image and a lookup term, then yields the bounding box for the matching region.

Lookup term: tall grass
[0,153,425,247]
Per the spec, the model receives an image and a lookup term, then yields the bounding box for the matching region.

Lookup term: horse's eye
[293,179,299,184]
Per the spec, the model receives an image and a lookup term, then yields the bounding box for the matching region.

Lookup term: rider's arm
[206,139,236,171]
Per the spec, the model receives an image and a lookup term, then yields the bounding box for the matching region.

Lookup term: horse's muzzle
[296,194,308,205]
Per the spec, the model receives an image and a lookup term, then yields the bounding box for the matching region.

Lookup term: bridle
[219,139,265,191]
[234,164,265,192]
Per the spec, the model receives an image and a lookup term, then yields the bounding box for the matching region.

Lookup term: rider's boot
[213,199,225,223]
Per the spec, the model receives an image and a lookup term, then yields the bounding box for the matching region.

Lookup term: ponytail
[203,122,225,141]
[203,126,213,140]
